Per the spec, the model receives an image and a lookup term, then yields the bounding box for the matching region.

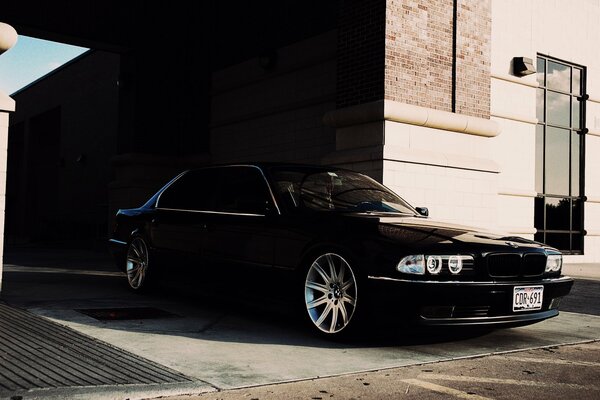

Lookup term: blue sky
[0,36,88,95]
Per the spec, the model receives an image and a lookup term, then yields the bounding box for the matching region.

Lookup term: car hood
[347,213,550,253]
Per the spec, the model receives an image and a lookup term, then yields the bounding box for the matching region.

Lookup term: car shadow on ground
[1,264,503,350]
[4,246,594,351]
[149,281,500,347]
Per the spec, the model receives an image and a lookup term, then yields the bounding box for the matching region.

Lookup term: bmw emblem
[505,241,519,248]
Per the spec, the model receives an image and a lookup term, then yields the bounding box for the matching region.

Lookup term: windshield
[270,167,417,214]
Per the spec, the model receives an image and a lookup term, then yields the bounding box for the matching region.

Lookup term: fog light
[549,297,562,309]
[448,256,463,274]
[426,256,443,275]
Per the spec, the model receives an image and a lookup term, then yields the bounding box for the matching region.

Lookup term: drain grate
[77,307,178,321]
[0,303,191,394]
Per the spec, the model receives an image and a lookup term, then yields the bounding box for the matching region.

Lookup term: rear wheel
[126,236,151,291]
[303,252,358,337]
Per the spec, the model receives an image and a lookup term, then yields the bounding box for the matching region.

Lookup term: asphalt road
[560,278,600,316]
[169,341,600,400]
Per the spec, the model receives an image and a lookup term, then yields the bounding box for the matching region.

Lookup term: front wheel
[125,236,151,291]
[303,252,359,336]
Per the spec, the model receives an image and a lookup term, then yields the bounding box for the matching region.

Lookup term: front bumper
[366,275,574,327]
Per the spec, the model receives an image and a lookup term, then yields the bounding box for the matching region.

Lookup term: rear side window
[157,167,273,214]
[157,169,218,211]
[214,167,272,214]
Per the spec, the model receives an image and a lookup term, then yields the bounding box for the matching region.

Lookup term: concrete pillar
[0,22,17,292]
[0,93,15,292]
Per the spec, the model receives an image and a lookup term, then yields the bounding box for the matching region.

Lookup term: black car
[109,163,573,338]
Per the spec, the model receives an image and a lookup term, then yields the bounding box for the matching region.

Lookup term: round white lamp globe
[0,23,18,55]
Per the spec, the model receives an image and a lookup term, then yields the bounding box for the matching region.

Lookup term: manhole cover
[77,307,178,320]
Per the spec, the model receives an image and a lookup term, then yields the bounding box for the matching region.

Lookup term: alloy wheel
[304,253,357,334]
[126,237,149,290]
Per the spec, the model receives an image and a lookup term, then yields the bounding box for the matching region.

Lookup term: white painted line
[420,374,600,390]
[491,356,600,368]
[402,379,492,400]
[3,265,123,277]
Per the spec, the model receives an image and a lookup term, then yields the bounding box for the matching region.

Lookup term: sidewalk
[0,248,598,400]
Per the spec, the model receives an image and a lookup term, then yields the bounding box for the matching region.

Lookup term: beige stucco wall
[490,0,600,262]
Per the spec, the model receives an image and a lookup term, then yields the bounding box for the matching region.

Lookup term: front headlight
[426,256,443,274]
[397,255,425,275]
[398,254,474,275]
[545,254,562,273]
[448,256,463,274]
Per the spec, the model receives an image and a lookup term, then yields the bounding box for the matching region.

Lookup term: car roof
[187,162,347,173]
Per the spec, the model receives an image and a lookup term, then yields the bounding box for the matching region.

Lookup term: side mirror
[416,207,429,217]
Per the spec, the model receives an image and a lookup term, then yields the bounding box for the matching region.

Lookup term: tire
[125,236,152,292]
[302,252,360,338]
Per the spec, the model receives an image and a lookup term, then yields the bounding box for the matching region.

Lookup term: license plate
[513,285,544,312]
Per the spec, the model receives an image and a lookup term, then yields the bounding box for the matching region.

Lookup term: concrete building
[6,51,119,246]
[0,0,599,292]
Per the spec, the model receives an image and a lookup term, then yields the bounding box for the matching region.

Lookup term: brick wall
[385,0,454,112]
[336,0,386,108]
[384,0,491,118]
[455,0,491,118]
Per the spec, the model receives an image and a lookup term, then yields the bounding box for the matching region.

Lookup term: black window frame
[535,54,586,254]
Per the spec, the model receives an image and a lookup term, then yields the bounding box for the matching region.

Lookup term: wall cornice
[323,100,500,137]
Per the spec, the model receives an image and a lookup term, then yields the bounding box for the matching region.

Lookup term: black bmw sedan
[109,163,573,338]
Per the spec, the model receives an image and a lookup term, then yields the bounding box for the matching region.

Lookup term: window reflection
[547,61,570,92]
[536,89,545,122]
[546,91,570,127]
[545,233,570,251]
[572,97,580,129]
[571,133,580,196]
[572,68,581,95]
[535,126,543,194]
[572,199,581,230]
[534,232,544,244]
[536,58,545,85]
[535,55,584,253]
[545,197,570,230]
[572,234,582,251]
[545,127,570,196]
[534,196,544,229]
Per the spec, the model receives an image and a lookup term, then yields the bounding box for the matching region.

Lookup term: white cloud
[46,61,62,70]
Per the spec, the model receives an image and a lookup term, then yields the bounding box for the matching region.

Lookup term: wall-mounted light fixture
[513,57,536,76]
[0,22,18,56]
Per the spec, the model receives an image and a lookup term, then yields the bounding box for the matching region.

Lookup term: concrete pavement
[0,247,599,399]
[165,341,600,400]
